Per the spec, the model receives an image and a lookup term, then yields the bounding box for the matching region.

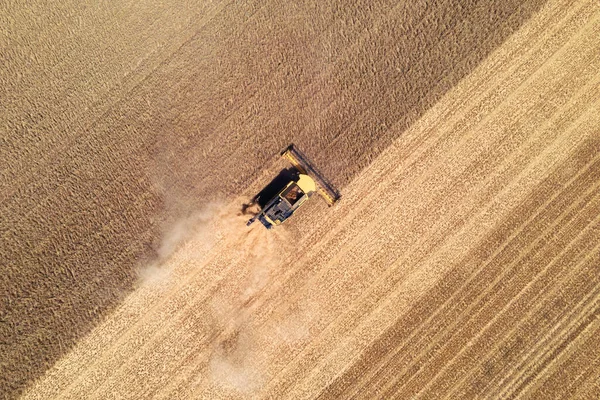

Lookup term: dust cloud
[136,201,224,286]
[137,193,317,395]
[207,297,318,396]
[205,212,318,396]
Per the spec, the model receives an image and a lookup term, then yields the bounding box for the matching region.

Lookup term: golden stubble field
[2,0,600,398]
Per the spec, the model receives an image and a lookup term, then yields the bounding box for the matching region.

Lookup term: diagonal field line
[266,11,600,396]
[369,149,600,399]
[556,331,600,398]
[39,0,446,396]
[422,216,600,399]
[434,217,600,395]
[296,70,600,398]
[499,276,600,398]
[568,350,600,399]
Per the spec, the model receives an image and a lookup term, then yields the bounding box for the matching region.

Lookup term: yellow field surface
[2,0,599,398]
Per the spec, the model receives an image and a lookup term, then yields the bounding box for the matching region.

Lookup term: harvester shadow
[241,167,299,215]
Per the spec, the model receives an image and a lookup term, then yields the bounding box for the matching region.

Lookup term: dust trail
[137,193,315,395]
[136,201,224,286]
[207,294,319,397]
[203,203,318,396]
[209,327,266,395]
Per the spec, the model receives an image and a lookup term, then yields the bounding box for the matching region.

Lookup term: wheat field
[2,0,599,398]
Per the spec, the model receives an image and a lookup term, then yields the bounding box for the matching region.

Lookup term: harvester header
[280,144,340,206]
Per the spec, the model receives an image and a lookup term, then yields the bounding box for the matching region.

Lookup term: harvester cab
[246,144,340,229]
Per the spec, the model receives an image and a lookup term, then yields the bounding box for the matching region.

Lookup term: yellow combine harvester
[246,144,340,229]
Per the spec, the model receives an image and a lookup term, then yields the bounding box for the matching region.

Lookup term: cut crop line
[352,152,600,398]
[483,254,600,398]
[501,284,600,399]
[326,0,587,158]
[385,0,595,161]
[496,245,600,396]
[556,332,600,398]
[270,49,600,395]
[376,162,600,398]
[278,118,597,399]
[319,0,495,152]
[483,229,600,398]
[484,252,600,395]
[567,346,600,399]
[321,91,600,398]
[497,273,600,399]
[417,260,600,399]
[433,222,600,399]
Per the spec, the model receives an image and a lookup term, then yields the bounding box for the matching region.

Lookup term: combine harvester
[247,144,340,229]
